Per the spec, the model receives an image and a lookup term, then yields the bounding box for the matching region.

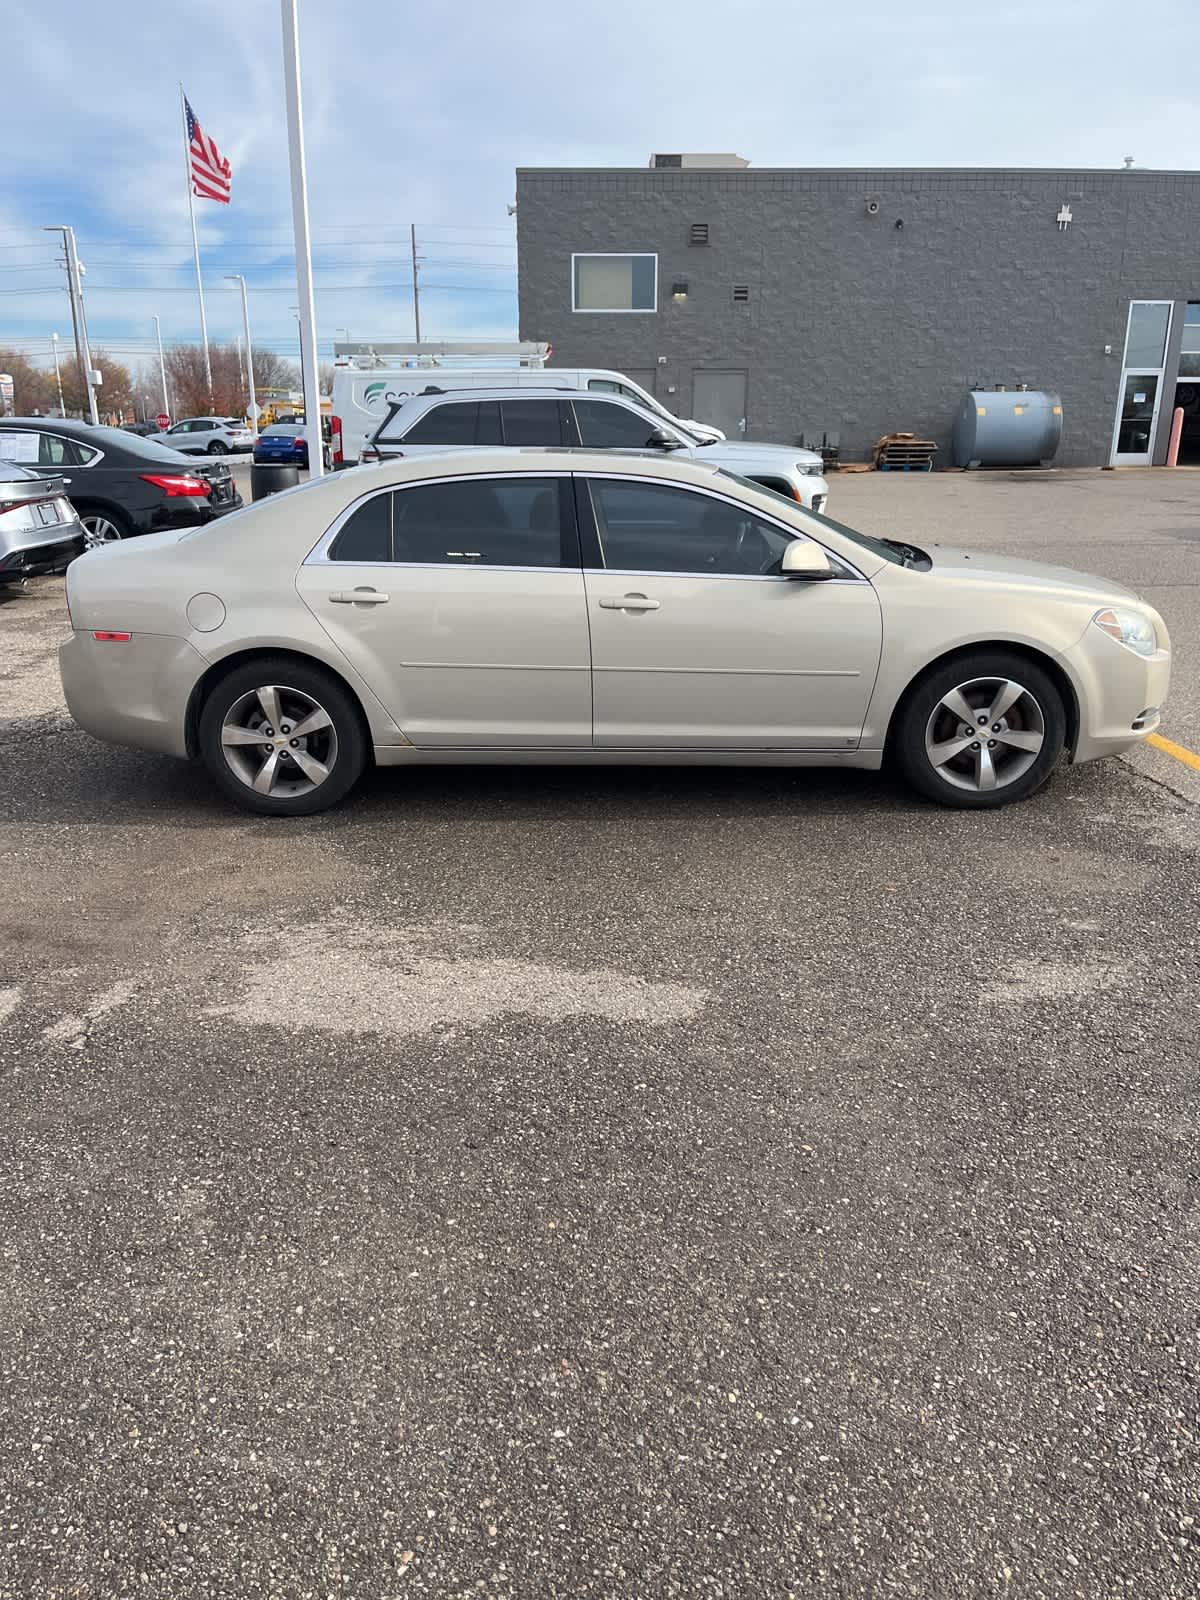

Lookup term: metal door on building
[692,370,747,438]
[1110,301,1174,466]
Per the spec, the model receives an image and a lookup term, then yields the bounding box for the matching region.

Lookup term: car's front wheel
[894,651,1066,808]
[198,657,367,815]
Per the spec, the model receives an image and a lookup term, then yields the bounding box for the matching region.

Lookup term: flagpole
[280,0,324,477]
[180,82,214,404]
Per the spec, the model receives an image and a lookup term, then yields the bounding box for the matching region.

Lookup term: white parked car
[331,362,722,465]
[362,388,830,511]
[150,417,254,456]
[59,449,1168,817]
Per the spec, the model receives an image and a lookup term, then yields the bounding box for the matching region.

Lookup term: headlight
[797,461,824,478]
[1092,607,1157,657]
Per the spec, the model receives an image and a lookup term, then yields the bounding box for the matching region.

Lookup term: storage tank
[953,388,1063,468]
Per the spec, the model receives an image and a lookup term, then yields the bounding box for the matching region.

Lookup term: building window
[689,223,709,246]
[572,254,657,313]
[1123,301,1171,368]
[732,284,750,303]
[1179,304,1200,378]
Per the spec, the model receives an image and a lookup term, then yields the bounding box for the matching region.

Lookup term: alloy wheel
[923,675,1046,793]
[80,514,123,547]
[220,684,338,799]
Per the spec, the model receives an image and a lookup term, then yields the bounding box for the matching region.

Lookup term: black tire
[894,650,1066,809]
[198,655,367,816]
[207,440,228,455]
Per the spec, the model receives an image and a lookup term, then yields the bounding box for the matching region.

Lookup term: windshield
[716,470,906,565]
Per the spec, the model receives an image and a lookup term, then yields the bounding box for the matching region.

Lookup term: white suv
[152,417,254,456]
[363,388,830,511]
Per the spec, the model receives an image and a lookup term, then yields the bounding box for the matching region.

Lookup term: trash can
[251,463,301,501]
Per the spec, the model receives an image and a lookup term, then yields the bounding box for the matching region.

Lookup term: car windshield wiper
[882,538,926,569]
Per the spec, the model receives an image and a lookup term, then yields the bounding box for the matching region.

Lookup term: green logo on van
[363,381,388,410]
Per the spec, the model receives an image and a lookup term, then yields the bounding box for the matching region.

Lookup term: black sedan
[0,417,242,544]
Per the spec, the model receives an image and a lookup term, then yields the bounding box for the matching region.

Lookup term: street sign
[155,413,170,431]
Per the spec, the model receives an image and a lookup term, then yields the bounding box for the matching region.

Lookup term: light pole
[153,315,170,420]
[44,226,99,424]
[224,274,258,436]
[50,332,65,416]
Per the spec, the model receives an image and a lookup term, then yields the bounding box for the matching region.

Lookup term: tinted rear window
[329,493,392,562]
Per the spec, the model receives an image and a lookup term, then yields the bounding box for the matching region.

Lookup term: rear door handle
[329,587,389,605]
[599,594,660,611]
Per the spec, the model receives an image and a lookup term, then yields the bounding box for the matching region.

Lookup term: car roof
[352,446,721,482]
[0,416,97,434]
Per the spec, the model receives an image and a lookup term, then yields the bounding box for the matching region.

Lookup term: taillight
[331,415,343,464]
[294,438,306,452]
[359,445,381,464]
[139,473,211,497]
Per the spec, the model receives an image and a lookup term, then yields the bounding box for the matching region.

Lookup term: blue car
[252,423,311,467]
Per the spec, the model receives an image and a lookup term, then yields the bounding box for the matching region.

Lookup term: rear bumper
[60,630,207,758]
[0,529,84,580]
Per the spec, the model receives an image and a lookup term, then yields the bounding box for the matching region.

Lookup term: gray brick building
[515,160,1200,468]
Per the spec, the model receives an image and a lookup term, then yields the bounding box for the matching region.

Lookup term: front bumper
[1063,623,1172,764]
[60,630,208,758]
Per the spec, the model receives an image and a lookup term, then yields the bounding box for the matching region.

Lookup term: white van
[330,362,723,465]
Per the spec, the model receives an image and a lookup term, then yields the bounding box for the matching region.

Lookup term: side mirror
[646,429,684,451]
[781,540,835,580]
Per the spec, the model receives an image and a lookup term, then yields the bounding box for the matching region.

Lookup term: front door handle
[329,587,389,605]
[599,594,660,612]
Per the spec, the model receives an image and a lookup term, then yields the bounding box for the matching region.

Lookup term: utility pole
[410,223,422,343]
[280,0,324,477]
[50,332,65,416]
[44,226,99,424]
[225,274,258,436]
[153,315,170,419]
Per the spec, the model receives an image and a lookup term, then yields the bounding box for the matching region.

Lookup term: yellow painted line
[1147,732,1200,773]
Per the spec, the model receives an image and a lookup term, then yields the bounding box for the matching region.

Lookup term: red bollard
[1167,405,1185,467]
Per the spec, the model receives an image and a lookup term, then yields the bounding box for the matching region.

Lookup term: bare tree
[0,349,55,416]
[59,348,134,423]
[251,346,300,394]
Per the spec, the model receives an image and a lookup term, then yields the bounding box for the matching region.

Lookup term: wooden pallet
[874,431,938,472]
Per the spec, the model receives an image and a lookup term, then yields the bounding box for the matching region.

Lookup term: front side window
[499,401,566,447]
[572,399,667,449]
[587,479,794,576]
[572,254,657,313]
[392,477,568,568]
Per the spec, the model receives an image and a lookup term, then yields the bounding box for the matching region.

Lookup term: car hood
[684,439,824,470]
[927,545,1138,602]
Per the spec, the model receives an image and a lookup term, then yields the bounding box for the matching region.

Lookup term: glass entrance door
[1111,301,1173,465]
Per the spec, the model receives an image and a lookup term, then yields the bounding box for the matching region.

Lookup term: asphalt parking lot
[1,468,1198,1598]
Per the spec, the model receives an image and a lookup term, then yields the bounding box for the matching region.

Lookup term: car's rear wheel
[207,440,228,455]
[894,652,1065,808]
[198,657,367,816]
[77,508,129,547]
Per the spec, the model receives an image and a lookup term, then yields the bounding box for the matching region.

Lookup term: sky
[2,0,1197,390]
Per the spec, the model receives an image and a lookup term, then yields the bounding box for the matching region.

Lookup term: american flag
[185,96,232,204]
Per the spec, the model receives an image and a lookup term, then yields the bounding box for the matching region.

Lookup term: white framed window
[571,253,657,313]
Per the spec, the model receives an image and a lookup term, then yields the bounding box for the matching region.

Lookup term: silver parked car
[0,463,85,583]
[150,417,254,456]
[59,450,1170,816]
[362,387,831,511]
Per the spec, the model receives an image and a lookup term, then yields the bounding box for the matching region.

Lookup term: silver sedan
[59,450,1171,816]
